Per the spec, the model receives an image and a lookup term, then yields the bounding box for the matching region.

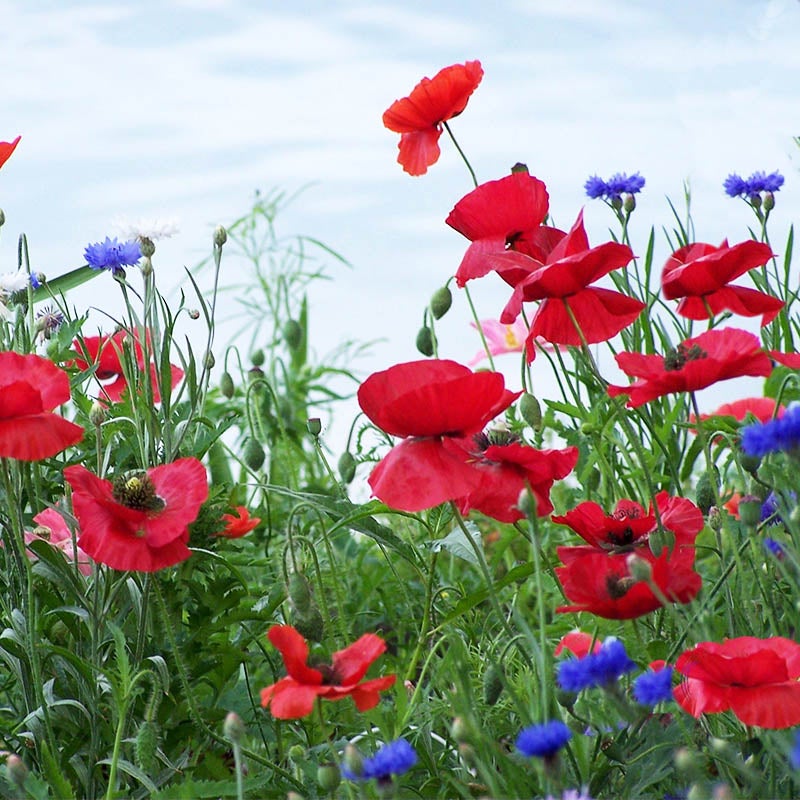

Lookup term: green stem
[403,550,439,682]
[442,121,478,188]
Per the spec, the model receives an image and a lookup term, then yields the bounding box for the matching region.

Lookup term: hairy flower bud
[430,286,452,319]
[283,319,303,351]
[242,438,265,471]
[287,571,312,613]
[250,348,265,367]
[338,451,357,484]
[626,553,653,583]
[517,487,537,518]
[89,402,106,428]
[139,237,156,258]
[739,451,761,475]
[649,528,675,558]
[214,225,228,247]
[623,193,637,214]
[763,191,776,212]
[220,371,235,398]
[293,605,324,643]
[518,393,542,430]
[134,721,159,774]
[695,473,717,515]
[224,711,246,744]
[317,763,341,792]
[415,326,434,357]
[738,495,762,527]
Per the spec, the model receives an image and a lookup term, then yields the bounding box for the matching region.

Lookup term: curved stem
[442,121,478,188]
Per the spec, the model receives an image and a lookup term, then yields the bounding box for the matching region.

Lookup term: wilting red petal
[332,633,387,684]
[0,136,21,170]
[395,128,442,176]
[220,506,260,538]
[675,285,784,326]
[368,438,484,512]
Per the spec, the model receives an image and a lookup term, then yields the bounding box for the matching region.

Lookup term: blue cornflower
[84,236,141,274]
[760,491,796,526]
[741,405,800,457]
[343,738,417,782]
[557,638,636,693]
[584,172,645,201]
[790,729,800,769]
[764,537,785,558]
[632,666,674,706]
[724,170,784,198]
[516,720,572,759]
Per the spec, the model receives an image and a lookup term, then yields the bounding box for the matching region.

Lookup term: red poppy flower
[454,439,578,522]
[552,493,702,563]
[260,625,396,719]
[554,631,602,659]
[674,637,800,728]
[554,493,703,619]
[64,458,208,572]
[0,136,21,170]
[607,328,773,408]
[445,172,550,286]
[0,351,84,461]
[72,330,184,403]
[219,506,260,538]
[661,240,781,326]
[492,211,643,357]
[382,60,483,176]
[358,360,519,512]
[555,548,702,620]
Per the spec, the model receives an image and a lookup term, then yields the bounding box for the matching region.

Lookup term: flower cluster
[740,404,800,457]
[584,172,645,202]
[723,170,784,198]
[557,638,636,692]
[553,493,703,619]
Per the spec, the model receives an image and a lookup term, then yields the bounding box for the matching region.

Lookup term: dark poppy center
[112,472,165,513]
[473,429,520,452]
[607,526,637,548]
[663,343,707,371]
[606,573,637,599]
[311,662,342,685]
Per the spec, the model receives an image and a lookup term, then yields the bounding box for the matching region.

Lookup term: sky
[1,0,799,443]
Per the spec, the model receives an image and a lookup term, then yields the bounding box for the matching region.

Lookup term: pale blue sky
[1,0,798,431]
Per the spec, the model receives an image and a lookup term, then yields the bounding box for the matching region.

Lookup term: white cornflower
[112,216,180,242]
[0,269,33,294]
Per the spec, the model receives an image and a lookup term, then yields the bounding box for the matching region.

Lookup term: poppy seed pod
[695,473,717,515]
[250,348,265,367]
[518,393,542,430]
[283,319,303,350]
[430,286,452,319]
[242,438,265,471]
[338,451,357,484]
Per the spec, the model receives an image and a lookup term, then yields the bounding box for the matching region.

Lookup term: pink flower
[26,508,92,576]
[469,319,528,365]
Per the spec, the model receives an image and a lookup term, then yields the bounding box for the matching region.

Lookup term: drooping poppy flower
[25,508,92,576]
[382,60,483,176]
[607,328,773,408]
[219,506,260,538]
[358,360,519,512]
[260,625,396,719]
[661,240,781,326]
[454,437,578,522]
[554,631,602,659]
[674,636,800,728]
[0,351,84,461]
[554,493,703,619]
[64,458,208,572]
[445,171,550,285]
[492,211,643,358]
[71,330,184,403]
[698,396,783,425]
[469,318,528,365]
[0,136,21,170]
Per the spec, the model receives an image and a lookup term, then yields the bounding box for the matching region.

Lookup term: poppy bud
[557,688,578,709]
[482,663,504,705]
[510,162,529,174]
[343,744,364,778]
[738,496,762,527]
[518,393,542,430]
[242,438,265,471]
[695,473,717,515]
[416,326,434,356]
[204,351,216,370]
[224,711,246,744]
[220,371,235,398]
[283,319,303,351]
[707,506,723,532]
[287,571,312,613]
[749,193,762,209]
[626,553,652,583]
[763,191,775,212]
[430,286,452,319]
[134,720,159,773]
[317,763,340,792]
[214,225,228,247]
[293,606,324,643]
[517,487,537,518]
[250,348,265,367]
[611,196,623,211]
[649,528,675,558]
[338,451,357,484]
[739,451,761,475]
[307,417,322,437]
[288,745,305,762]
